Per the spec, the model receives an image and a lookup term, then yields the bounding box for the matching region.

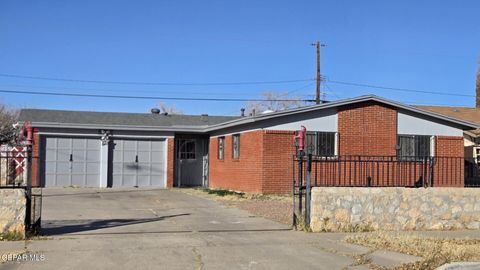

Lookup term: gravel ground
[178,188,293,226]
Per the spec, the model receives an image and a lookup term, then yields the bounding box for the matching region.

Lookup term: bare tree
[245,91,306,115]
[0,105,19,145]
[156,102,183,115]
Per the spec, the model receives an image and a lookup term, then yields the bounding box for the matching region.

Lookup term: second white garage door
[112,139,166,187]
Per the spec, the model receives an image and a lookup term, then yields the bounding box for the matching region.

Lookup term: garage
[44,137,101,187]
[19,108,239,188]
[112,139,166,187]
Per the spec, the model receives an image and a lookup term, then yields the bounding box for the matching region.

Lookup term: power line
[0,89,316,102]
[328,79,474,97]
[0,83,316,99]
[0,83,266,97]
[0,73,314,86]
[287,82,315,95]
[323,82,472,107]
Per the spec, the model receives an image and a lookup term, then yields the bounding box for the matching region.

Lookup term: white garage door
[44,137,101,187]
[112,139,166,187]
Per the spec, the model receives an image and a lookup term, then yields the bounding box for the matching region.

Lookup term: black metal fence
[0,148,42,234]
[465,158,480,187]
[293,155,478,188]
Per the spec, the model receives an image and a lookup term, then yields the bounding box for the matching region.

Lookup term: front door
[175,138,208,187]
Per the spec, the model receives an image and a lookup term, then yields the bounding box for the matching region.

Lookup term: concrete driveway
[0,188,369,270]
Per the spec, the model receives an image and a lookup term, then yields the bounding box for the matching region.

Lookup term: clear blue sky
[1,0,479,116]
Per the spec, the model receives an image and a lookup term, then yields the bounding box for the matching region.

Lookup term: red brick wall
[166,138,175,188]
[436,136,464,157]
[207,102,466,193]
[338,101,397,156]
[434,136,464,187]
[209,131,264,192]
[262,130,296,193]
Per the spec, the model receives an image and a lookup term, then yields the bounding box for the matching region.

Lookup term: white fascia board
[30,122,207,132]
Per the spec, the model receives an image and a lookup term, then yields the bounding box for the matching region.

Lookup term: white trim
[334,132,339,156]
[210,128,262,138]
[29,121,209,132]
[163,138,169,188]
[430,136,435,157]
[99,143,109,188]
[39,132,173,140]
[111,135,174,139]
[39,132,101,137]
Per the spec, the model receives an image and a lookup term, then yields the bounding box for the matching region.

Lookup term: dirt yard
[178,188,293,226]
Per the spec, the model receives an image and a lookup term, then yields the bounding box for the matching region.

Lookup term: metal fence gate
[0,145,42,235]
[292,153,312,229]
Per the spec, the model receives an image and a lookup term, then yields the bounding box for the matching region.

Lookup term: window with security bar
[397,135,433,160]
[232,134,240,159]
[305,131,336,156]
[178,139,196,160]
[218,137,225,160]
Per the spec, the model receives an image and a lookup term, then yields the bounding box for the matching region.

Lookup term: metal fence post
[298,151,304,216]
[24,146,32,233]
[305,154,312,227]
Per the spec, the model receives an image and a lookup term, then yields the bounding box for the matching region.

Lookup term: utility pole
[312,41,325,104]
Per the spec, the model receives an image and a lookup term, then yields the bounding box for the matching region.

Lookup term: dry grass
[0,231,24,241]
[345,231,480,270]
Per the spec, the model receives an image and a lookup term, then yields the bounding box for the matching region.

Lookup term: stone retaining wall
[0,189,26,235]
[311,187,480,232]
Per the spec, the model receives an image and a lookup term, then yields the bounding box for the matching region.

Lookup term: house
[414,105,480,162]
[18,95,478,193]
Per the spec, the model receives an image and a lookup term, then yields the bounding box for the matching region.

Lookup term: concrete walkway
[0,188,419,269]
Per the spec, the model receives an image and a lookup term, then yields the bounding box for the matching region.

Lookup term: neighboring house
[415,106,480,162]
[18,95,478,193]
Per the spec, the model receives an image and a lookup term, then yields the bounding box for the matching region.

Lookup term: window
[178,139,196,160]
[232,134,240,159]
[305,132,336,156]
[218,137,225,160]
[397,135,432,159]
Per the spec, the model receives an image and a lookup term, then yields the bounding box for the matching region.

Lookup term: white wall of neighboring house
[464,132,478,161]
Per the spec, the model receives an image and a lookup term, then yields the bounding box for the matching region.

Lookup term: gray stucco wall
[212,107,466,137]
[264,108,337,132]
[397,109,463,136]
[0,189,25,235]
[311,187,480,232]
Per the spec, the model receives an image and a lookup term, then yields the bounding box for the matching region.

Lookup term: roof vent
[453,109,460,112]
[201,114,208,117]
[151,108,161,114]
